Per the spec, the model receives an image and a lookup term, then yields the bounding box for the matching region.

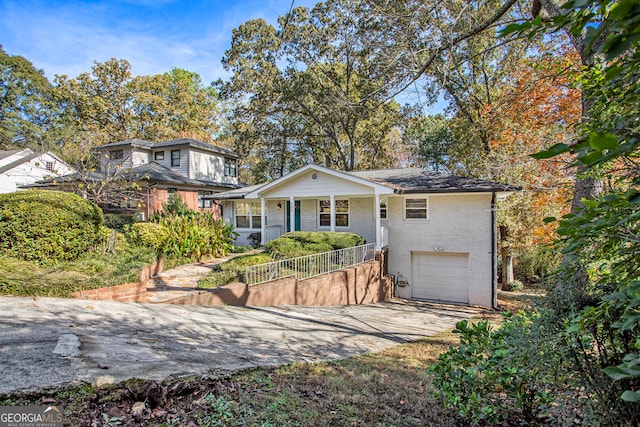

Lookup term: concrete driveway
[0,296,479,395]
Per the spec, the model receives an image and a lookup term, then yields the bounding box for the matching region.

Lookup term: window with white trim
[319,199,349,227]
[171,149,180,167]
[224,158,237,177]
[235,201,261,229]
[380,199,387,219]
[198,191,213,208]
[404,197,428,219]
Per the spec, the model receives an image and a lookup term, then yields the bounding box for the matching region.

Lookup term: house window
[154,151,164,161]
[380,199,387,219]
[110,150,123,160]
[45,161,54,171]
[319,199,349,227]
[198,191,213,208]
[235,202,261,229]
[405,197,428,219]
[224,158,237,177]
[171,150,180,167]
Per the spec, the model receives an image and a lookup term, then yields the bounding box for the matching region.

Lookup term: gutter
[491,191,497,309]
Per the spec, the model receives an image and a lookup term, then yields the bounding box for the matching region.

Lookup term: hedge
[0,190,104,264]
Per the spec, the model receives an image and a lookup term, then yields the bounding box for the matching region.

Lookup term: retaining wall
[73,259,164,302]
[171,260,393,306]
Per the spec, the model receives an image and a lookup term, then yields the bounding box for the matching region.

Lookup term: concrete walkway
[146,250,263,303]
[0,296,480,394]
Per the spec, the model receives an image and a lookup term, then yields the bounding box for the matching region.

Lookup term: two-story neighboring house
[94,138,242,218]
[27,138,242,219]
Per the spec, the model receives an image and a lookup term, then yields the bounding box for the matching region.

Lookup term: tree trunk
[499,225,515,291]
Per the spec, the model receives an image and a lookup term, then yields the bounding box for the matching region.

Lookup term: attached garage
[411,252,470,304]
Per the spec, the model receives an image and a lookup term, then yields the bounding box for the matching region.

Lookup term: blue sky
[0,0,316,84]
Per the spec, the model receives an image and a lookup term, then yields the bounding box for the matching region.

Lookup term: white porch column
[330,194,336,232]
[289,195,295,233]
[375,191,381,250]
[260,197,267,245]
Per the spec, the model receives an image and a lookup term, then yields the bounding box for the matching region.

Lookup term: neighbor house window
[198,191,213,208]
[235,202,261,228]
[380,199,387,219]
[110,149,124,160]
[405,197,428,219]
[319,199,349,227]
[45,161,54,171]
[224,158,237,177]
[171,150,180,167]
[154,151,164,161]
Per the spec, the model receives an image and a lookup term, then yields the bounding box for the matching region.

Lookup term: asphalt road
[0,296,478,395]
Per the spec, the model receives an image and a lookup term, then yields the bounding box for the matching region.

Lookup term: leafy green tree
[55,59,221,150]
[0,46,58,150]
[219,0,408,181]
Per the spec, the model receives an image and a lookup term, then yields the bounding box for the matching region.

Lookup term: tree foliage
[54,59,221,151]
[219,0,408,182]
[430,1,640,423]
[0,46,58,150]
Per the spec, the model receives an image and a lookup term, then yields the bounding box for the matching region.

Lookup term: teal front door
[286,200,301,232]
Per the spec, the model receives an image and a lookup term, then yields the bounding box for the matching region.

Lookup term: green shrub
[127,222,170,252]
[514,245,561,284]
[282,231,366,249]
[104,213,138,231]
[197,253,273,288]
[265,232,365,259]
[265,237,305,259]
[0,190,104,264]
[429,315,553,425]
[158,213,238,260]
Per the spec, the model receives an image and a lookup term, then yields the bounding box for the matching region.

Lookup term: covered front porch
[218,165,394,249]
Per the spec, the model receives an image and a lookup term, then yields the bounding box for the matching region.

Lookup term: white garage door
[411,252,469,304]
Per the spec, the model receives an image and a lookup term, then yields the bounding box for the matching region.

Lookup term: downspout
[491,191,497,309]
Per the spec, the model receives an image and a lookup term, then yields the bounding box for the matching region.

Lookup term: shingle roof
[0,149,31,162]
[24,162,241,190]
[95,138,239,158]
[204,183,261,199]
[348,168,519,193]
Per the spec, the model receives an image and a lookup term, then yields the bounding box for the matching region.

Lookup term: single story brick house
[210,164,517,308]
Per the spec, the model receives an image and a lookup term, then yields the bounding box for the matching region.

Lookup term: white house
[212,164,517,308]
[0,148,75,194]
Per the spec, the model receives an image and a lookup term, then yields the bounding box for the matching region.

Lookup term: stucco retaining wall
[171,260,393,306]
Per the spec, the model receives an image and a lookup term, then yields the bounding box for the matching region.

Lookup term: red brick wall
[73,260,163,303]
[74,282,148,302]
[145,188,221,218]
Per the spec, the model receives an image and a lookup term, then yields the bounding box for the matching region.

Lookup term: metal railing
[245,243,376,286]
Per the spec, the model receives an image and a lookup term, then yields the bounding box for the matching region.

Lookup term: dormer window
[224,158,237,177]
[154,151,164,161]
[110,150,123,160]
[171,150,180,167]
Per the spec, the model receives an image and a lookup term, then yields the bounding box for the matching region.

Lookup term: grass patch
[0,245,199,298]
[198,253,273,288]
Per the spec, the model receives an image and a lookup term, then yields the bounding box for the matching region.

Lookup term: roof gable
[244,164,394,199]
